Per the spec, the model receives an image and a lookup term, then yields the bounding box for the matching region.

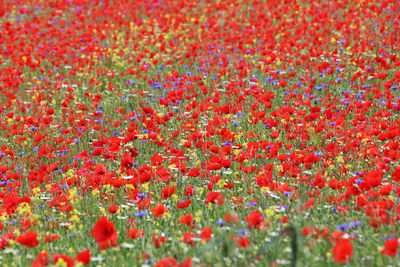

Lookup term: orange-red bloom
[245,210,264,229]
[76,249,91,264]
[206,192,224,205]
[91,217,118,250]
[108,205,120,214]
[16,231,39,248]
[235,236,250,247]
[199,227,212,242]
[126,228,144,239]
[151,203,168,219]
[381,238,398,257]
[332,238,353,263]
[179,213,194,225]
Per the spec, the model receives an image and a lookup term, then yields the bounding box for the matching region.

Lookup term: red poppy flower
[179,213,194,225]
[184,185,195,196]
[137,197,152,211]
[381,238,398,257]
[152,235,166,248]
[279,80,287,87]
[270,131,279,139]
[224,213,240,225]
[76,249,91,264]
[245,210,264,229]
[183,141,192,148]
[365,169,383,189]
[150,152,165,166]
[91,216,118,250]
[183,232,195,247]
[177,199,191,209]
[221,158,232,168]
[392,167,400,182]
[277,154,288,162]
[95,164,107,175]
[302,227,314,236]
[155,257,178,267]
[35,251,49,266]
[161,186,176,199]
[179,257,193,267]
[187,168,200,177]
[235,236,250,247]
[206,192,224,205]
[52,254,75,267]
[44,234,60,243]
[16,231,39,248]
[150,203,168,219]
[332,238,353,263]
[126,228,144,239]
[108,205,120,214]
[379,183,393,195]
[120,154,133,172]
[199,227,212,242]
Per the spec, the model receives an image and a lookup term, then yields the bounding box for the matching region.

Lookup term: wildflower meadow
[0,0,400,266]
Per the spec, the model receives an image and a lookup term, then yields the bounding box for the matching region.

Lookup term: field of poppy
[0,0,400,266]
